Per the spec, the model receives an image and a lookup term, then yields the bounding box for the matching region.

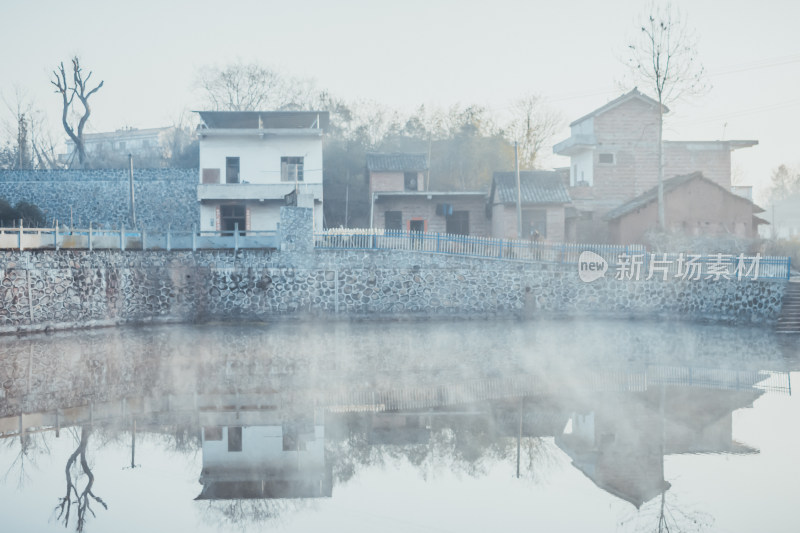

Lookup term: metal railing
[314,230,645,264]
[0,223,278,252]
[314,230,792,280]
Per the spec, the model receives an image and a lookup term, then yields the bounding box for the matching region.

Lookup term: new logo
[578,251,607,283]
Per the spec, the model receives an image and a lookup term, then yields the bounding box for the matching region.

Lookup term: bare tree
[197,62,313,111]
[54,426,107,532]
[51,57,104,168]
[626,3,707,229]
[504,94,562,169]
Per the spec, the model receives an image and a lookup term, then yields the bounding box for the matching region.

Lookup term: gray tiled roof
[603,171,764,221]
[366,152,429,172]
[491,171,571,205]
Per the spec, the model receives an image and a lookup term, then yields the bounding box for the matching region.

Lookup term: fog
[0,320,798,532]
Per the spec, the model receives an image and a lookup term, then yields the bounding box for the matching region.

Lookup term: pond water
[0,320,798,532]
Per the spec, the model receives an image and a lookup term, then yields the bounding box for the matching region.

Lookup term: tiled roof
[366,152,429,172]
[569,88,667,127]
[604,172,765,221]
[490,171,571,205]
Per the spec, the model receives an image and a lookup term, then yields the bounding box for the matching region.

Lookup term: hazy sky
[1,0,798,198]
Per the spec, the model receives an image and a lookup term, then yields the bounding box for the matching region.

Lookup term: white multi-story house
[196,111,328,234]
[60,126,177,165]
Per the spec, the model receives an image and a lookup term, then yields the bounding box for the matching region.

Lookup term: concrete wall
[492,204,566,241]
[0,169,197,230]
[199,135,323,185]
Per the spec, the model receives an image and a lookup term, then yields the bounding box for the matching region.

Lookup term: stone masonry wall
[0,245,786,335]
[0,169,197,230]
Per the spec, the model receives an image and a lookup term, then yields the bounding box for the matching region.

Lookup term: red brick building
[368,152,491,235]
[553,89,758,242]
[605,172,767,244]
[488,171,571,241]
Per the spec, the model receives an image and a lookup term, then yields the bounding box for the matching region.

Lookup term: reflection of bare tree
[54,427,107,532]
[2,432,50,489]
[199,498,312,531]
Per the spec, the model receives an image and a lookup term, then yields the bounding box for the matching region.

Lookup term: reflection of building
[196,111,328,234]
[556,387,762,508]
[197,409,332,500]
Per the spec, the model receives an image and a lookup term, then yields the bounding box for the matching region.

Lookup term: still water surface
[0,320,798,532]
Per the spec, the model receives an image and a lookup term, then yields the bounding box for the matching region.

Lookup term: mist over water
[0,320,798,532]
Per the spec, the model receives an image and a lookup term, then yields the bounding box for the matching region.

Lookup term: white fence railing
[0,225,278,252]
[314,230,791,280]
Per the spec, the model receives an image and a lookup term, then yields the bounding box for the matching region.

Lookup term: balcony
[197,183,323,202]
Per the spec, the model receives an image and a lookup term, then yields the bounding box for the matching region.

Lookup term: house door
[220,204,246,235]
[409,219,425,233]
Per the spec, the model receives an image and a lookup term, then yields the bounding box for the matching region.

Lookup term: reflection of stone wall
[0,244,787,335]
[0,169,197,230]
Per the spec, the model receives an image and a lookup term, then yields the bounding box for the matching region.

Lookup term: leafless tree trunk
[627,3,707,230]
[54,426,107,532]
[51,57,104,169]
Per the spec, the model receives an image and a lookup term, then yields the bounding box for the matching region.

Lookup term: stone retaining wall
[0,169,196,230]
[0,245,786,335]
[0,207,786,334]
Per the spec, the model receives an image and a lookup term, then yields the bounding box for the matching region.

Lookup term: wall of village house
[492,204,565,242]
[608,178,757,244]
[369,171,424,194]
[663,143,732,188]
[573,100,737,218]
[199,135,323,184]
[372,196,490,236]
[590,99,661,208]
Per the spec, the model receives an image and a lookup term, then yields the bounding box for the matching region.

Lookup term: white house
[198,410,331,499]
[196,111,328,234]
[60,126,177,165]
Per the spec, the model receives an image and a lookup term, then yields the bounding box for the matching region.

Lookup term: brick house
[488,171,571,241]
[604,172,767,244]
[553,89,758,242]
[368,152,490,235]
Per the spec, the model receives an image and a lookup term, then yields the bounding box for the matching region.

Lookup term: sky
[1,0,799,200]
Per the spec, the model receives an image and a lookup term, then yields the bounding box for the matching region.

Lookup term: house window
[522,209,547,239]
[119,141,126,150]
[202,168,220,184]
[227,426,243,452]
[404,172,419,191]
[446,211,470,235]
[281,156,304,182]
[203,427,222,441]
[598,153,615,164]
[220,204,246,235]
[385,211,402,231]
[226,157,240,183]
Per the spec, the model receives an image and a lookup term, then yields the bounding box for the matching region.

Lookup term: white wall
[571,150,594,186]
[199,134,323,185]
[202,425,325,471]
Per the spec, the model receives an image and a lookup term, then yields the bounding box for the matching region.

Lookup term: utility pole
[515,141,522,240]
[128,154,136,228]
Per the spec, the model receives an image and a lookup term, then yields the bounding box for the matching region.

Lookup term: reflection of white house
[196,111,328,234]
[198,411,331,499]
